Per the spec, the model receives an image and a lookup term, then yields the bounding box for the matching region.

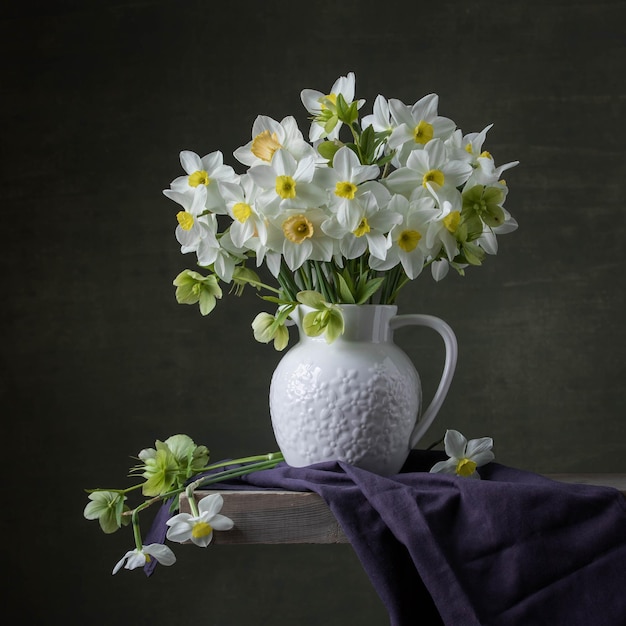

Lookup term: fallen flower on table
[112,543,176,574]
[166,492,234,547]
[84,433,284,575]
[429,429,495,479]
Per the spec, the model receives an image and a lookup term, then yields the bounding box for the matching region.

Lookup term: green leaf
[461,242,485,266]
[317,140,340,163]
[336,273,356,304]
[355,276,385,304]
[336,93,358,125]
[261,295,295,305]
[296,290,326,308]
[359,125,376,163]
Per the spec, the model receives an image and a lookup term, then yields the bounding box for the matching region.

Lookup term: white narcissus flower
[300,71,365,142]
[369,195,438,279]
[385,138,472,201]
[265,207,335,271]
[166,493,234,547]
[313,146,390,219]
[112,543,176,574]
[387,94,457,165]
[444,124,494,165]
[429,429,495,479]
[248,149,328,218]
[220,175,268,249]
[233,115,317,167]
[322,191,400,261]
[163,188,219,254]
[168,150,239,214]
[313,145,381,214]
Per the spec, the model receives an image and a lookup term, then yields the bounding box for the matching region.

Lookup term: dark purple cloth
[146,451,626,625]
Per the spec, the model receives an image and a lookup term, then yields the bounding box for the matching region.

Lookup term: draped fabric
[145,451,626,626]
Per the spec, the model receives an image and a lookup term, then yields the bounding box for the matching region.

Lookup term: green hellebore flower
[83,490,129,534]
[141,447,179,497]
[161,434,210,479]
[252,312,290,351]
[173,270,222,316]
[462,185,505,229]
[296,291,345,344]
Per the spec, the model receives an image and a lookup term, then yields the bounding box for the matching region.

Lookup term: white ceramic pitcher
[269,304,458,475]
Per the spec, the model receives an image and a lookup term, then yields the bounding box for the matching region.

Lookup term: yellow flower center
[465,144,473,154]
[422,169,445,188]
[335,181,357,200]
[321,93,338,109]
[188,170,210,187]
[191,521,213,539]
[443,211,461,233]
[455,458,477,477]
[480,150,492,159]
[353,217,370,237]
[251,130,282,162]
[144,554,152,563]
[398,229,422,252]
[176,211,194,231]
[276,175,297,199]
[233,202,252,223]
[282,214,314,243]
[413,120,434,145]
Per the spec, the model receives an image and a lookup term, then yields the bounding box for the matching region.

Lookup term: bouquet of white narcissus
[164,71,518,348]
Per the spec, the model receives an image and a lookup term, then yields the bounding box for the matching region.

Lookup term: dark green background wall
[2,1,624,624]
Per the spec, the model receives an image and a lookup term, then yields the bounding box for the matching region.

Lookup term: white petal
[465,437,494,458]
[166,512,193,527]
[198,493,224,517]
[112,550,134,574]
[210,513,235,531]
[429,459,457,474]
[180,150,202,174]
[166,523,193,544]
[444,429,467,458]
[472,450,495,467]
[143,543,176,566]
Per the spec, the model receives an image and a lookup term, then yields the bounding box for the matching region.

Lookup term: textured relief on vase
[270,356,421,473]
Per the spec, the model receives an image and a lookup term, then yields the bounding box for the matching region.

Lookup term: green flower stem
[277,263,300,300]
[313,262,334,302]
[85,482,145,495]
[234,276,282,295]
[122,452,284,521]
[131,503,146,550]
[199,452,284,474]
[347,123,364,162]
[191,457,285,490]
[297,265,313,291]
[184,456,285,515]
[186,483,200,517]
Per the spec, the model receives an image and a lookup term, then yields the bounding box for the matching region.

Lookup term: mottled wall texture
[2,1,624,624]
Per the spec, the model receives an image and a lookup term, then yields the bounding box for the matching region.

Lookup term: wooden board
[179,474,626,545]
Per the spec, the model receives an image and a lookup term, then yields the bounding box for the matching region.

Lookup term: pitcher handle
[390,314,458,449]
